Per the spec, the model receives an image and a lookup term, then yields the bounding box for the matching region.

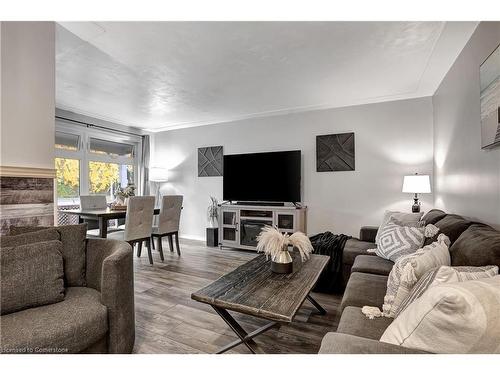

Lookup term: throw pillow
[382,233,450,317]
[375,210,424,245]
[395,265,499,316]
[375,218,425,261]
[380,276,500,353]
[1,240,65,315]
[10,224,87,287]
[0,228,60,248]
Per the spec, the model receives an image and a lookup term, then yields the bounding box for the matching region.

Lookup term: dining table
[59,207,161,238]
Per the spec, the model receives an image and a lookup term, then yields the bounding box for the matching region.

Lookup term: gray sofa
[320,209,500,354]
[0,234,135,354]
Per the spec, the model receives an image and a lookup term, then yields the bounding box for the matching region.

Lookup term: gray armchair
[1,236,135,354]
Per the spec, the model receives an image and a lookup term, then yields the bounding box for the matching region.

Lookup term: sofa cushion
[375,218,425,261]
[375,211,424,245]
[10,224,88,287]
[450,224,500,268]
[0,287,108,353]
[351,254,393,276]
[337,306,393,340]
[343,239,376,266]
[383,234,451,317]
[381,276,500,354]
[1,241,65,315]
[0,228,60,247]
[395,265,499,316]
[421,209,447,225]
[430,214,471,245]
[319,332,427,354]
[340,272,388,312]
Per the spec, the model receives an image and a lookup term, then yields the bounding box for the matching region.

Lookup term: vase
[208,217,218,228]
[270,246,293,274]
[124,197,129,206]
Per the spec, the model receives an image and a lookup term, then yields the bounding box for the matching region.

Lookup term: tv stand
[218,203,307,251]
[235,201,285,207]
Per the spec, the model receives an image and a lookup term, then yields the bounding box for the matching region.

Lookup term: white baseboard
[179,234,205,242]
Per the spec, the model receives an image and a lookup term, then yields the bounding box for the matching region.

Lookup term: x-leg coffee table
[191,254,329,354]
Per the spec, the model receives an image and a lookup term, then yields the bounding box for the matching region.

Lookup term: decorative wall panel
[316,132,355,172]
[198,146,223,177]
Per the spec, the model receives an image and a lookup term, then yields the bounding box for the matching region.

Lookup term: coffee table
[191,253,329,354]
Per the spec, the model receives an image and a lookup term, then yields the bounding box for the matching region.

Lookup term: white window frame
[55,119,142,206]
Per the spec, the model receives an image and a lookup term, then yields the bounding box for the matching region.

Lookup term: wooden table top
[59,207,160,219]
[191,253,329,322]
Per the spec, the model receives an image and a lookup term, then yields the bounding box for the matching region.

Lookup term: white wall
[153,97,434,240]
[0,22,55,169]
[433,22,500,228]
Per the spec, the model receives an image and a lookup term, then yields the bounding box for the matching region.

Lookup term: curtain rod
[55,115,145,137]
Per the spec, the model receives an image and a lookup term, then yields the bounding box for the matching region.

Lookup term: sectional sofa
[320,209,500,354]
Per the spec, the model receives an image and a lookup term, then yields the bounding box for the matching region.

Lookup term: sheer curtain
[141,135,150,196]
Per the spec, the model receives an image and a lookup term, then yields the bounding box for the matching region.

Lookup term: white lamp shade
[402,175,431,193]
[149,167,169,182]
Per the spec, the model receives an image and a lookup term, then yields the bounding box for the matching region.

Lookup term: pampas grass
[256,226,313,262]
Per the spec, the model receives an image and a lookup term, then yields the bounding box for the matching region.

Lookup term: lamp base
[412,194,421,213]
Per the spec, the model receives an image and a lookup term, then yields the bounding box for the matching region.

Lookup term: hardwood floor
[132,238,342,354]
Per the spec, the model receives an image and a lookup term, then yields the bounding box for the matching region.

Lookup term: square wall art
[198,146,223,176]
[480,43,500,149]
[316,132,355,172]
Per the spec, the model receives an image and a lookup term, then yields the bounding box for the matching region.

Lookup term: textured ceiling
[56,22,477,132]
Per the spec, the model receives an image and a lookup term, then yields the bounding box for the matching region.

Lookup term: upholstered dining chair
[151,195,183,260]
[109,196,156,264]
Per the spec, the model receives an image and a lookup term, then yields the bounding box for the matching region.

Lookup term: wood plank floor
[132,238,342,354]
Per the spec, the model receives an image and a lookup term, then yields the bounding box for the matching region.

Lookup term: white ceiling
[56,22,477,132]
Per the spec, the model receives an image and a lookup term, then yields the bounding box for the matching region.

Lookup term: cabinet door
[220,209,239,245]
[275,212,295,233]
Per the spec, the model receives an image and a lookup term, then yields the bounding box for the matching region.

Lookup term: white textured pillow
[375,210,424,245]
[381,276,500,353]
[382,234,450,317]
[395,265,499,316]
[375,219,425,261]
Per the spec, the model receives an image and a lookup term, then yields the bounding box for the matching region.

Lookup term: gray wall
[153,97,434,240]
[1,22,55,169]
[433,22,500,228]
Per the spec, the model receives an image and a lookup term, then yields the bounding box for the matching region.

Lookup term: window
[55,157,80,198]
[88,162,133,196]
[54,119,141,205]
[55,131,80,151]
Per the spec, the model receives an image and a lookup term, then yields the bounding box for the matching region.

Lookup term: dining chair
[121,196,156,265]
[80,195,123,237]
[151,195,183,259]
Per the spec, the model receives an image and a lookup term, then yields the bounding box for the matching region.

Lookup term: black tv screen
[223,150,301,203]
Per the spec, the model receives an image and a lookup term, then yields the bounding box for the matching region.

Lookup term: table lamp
[402,173,431,213]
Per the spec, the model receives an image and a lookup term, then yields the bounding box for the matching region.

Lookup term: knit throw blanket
[310,231,351,293]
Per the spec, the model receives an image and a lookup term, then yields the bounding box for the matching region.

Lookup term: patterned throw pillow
[381,276,500,353]
[395,265,499,316]
[375,218,425,261]
[382,234,450,317]
[375,211,424,245]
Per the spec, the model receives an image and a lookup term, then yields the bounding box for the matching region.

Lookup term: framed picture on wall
[480,43,500,149]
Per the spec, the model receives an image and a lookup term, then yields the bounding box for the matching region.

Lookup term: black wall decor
[198,146,223,177]
[316,132,355,172]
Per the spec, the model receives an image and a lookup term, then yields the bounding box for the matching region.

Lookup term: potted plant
[115,184,135,205]
[256,226,314,274]
[207,196,219,228]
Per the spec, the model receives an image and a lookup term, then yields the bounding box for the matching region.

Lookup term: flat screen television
[223,150,301,203]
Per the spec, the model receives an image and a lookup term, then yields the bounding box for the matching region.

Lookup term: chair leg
[146,239,153,265]
[152,236,155,250]
[136,241,142,258]
[174,232,181,256]
[158,236,164,262]
[168,235,174,252]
